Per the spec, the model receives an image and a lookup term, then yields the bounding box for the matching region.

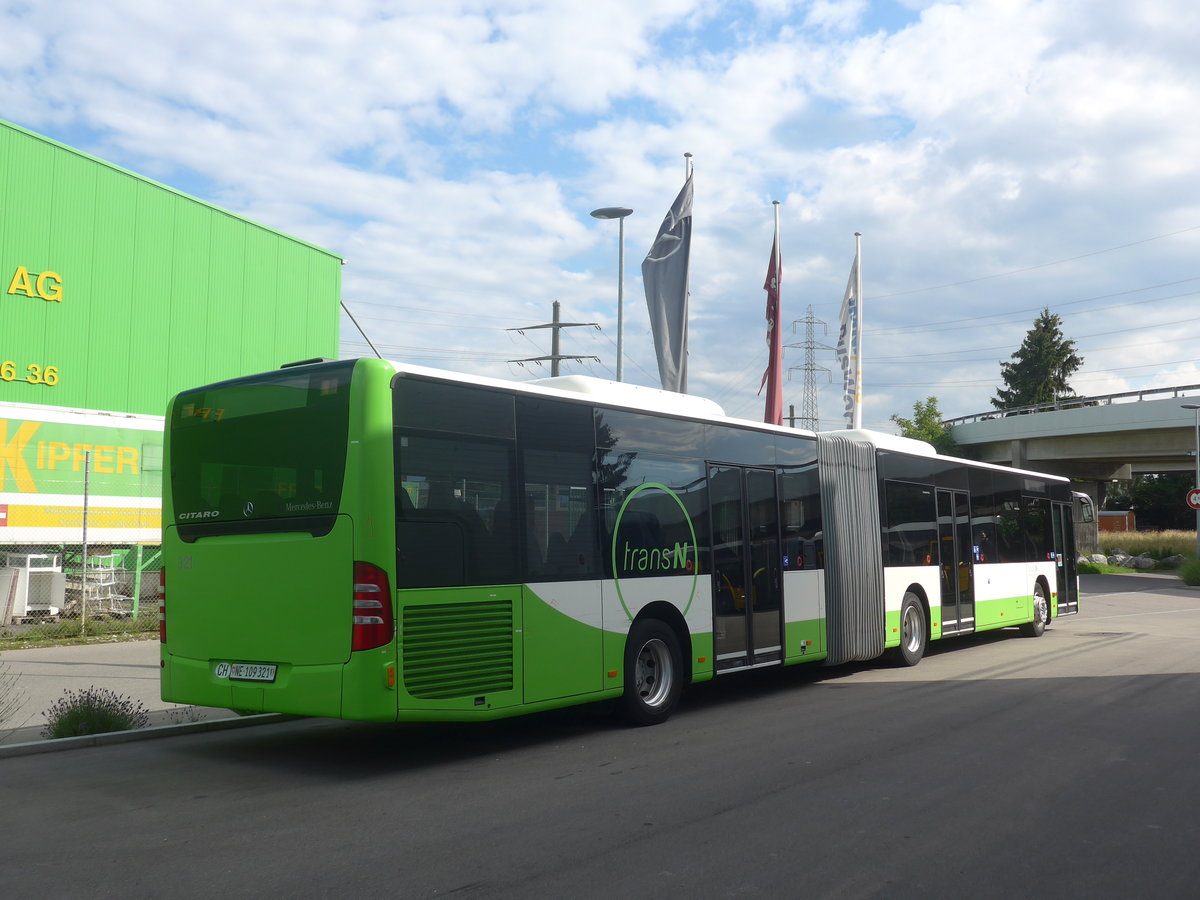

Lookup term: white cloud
[4,0,1200,430]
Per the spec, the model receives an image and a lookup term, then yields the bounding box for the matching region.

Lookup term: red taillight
[352,561,393,651]
[158,569,166,644]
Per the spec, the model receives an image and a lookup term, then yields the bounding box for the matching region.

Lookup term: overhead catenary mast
[508,301,599,377]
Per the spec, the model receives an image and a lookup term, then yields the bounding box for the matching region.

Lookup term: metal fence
[0,543,161,646]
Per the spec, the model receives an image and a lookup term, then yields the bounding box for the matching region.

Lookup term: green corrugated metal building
[1,118,341,415]
[0,118,342,557]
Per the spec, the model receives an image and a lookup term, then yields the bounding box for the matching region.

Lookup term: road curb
[0,713,294,759]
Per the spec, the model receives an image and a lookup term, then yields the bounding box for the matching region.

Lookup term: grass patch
[1078,561,1134,575]
[1099,530,1196,559]
[0,612,158,651]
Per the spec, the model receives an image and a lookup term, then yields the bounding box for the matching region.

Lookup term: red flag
[758,224,783,425]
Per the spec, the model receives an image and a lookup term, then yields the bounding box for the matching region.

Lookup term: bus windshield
[168,361,356,535]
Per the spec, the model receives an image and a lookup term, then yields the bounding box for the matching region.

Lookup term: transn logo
[0,419,39,492]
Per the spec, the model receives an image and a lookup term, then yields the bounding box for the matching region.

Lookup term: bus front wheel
[622,618,682,726]
[1020,582,1049,637]
[889,592,927,667]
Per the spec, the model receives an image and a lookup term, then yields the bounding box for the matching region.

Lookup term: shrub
[42,686,150,740]
[1077,561,1101,575]
[1180,557,1200,588]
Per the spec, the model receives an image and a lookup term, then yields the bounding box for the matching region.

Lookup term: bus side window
[517,397,599,582]
[394,432,516,589]
[780,464,823,570]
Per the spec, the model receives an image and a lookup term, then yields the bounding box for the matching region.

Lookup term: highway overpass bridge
[945,383,1200,502]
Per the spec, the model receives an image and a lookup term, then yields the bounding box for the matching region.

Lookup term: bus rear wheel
[889,592,926,667]
[622,618,682,726]
[1021,582,1049,637]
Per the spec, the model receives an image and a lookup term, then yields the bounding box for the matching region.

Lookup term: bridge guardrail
[943,383,1200,428]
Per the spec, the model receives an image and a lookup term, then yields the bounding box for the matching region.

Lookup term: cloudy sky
[4,0,1199,430]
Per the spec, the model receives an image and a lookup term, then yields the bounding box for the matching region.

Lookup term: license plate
[215,662,277,683]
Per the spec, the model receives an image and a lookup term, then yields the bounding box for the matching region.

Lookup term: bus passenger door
[709,465,782,672]
[1052,501,1079,615]
[937,489,975,634]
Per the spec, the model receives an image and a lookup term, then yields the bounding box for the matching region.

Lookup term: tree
[1104,473,1195,530]
[890,396,960,456]
[991,308,1083,410]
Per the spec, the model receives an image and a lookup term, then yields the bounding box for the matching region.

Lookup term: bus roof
[383,360,1068,483]
[388,361,732,422]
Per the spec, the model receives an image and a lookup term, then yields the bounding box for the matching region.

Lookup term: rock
[1162,555,1187,568]
[1089,554,1108,564]
[1130,556,1158,570]
[1108,554,1133,567]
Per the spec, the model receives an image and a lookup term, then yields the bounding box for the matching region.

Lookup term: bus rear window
[169,362,355,534]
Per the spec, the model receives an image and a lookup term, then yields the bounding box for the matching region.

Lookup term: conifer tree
[991,308,1083,410]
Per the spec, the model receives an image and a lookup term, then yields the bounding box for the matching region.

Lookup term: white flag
[835,236,862,429]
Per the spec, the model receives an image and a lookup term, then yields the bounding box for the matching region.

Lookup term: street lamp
[1183,403,1200,558]
[590,206,633,382]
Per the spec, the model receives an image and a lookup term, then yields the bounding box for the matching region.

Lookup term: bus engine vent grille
[402,599,514,699]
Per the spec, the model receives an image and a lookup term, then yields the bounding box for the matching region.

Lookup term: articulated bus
[160,358,1080,726]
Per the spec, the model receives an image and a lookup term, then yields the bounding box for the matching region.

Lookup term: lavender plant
[42,686,150,739]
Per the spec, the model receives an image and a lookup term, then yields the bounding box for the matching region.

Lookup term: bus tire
[1020,581,1049,637]
[622,618,682,726]
[889,592,926,667]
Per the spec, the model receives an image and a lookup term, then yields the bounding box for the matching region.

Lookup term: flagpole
[681,152,693,393]
[853,231,863,430]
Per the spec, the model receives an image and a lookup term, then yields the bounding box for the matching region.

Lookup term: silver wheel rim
[1033,585,1048,625]
[635,638,673,708]
[901,602,922,653]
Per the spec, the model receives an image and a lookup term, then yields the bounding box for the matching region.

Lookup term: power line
[346,313,507,331]
[869,224,1200,300]
[866,281,1200,338]
[343,298,533,322]
[339,339,516,360]
[862,307,1200,364]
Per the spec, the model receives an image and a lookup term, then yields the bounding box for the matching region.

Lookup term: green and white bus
[160,357,1080,725]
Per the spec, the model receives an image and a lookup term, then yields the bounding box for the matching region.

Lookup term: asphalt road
[3,574,1200,899]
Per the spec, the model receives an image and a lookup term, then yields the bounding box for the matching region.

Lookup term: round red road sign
[1188,489,1200,510]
